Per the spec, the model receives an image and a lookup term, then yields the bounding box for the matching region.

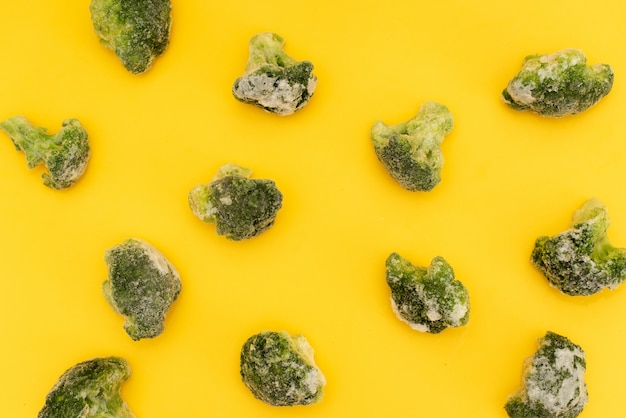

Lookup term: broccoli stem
[0,116,54,168]
[245,33,297,72]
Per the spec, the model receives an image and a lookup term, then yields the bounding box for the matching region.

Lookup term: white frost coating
[219,196,232,205]
[508,79,537,104]
[448,301,469,325]
[390,297,429,332]
[133,239,179,279]
[235,74,309,116]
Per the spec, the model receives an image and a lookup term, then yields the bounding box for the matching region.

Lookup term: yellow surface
[2,1,626,417]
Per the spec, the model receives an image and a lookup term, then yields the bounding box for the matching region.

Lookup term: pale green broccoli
[385,253,470,333]
[90,0,172,74]
[371,101,453,192]
[103,238,181,340]
[505,331,587,418]
[188,163,283,241]
[502,49,613,117]
[240,330,326,406]
[0,116,90,189]
[38,357,134,418]
[531,198,626,296]
[232,32,317,115]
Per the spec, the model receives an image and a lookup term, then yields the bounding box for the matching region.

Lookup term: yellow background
[1,1,626,417]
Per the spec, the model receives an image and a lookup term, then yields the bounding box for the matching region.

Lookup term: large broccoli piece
[103,238,181,340]
[502,49,613,117]
[188,163,283,241]
[0,116,90,189]
[385,253,470,334]
[232,32,317,116]
[531,198,626,296]
[38,356,134,418]
[90,0,172,74]
[371,101,453,192]
[505,331,587,418]
[240,330,326,406]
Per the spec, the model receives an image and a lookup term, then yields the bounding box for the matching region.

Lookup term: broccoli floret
[531,198,626,296]
[90,0,172,74]
[371,101,454,192]
[505,331,587,418]
[232,32,317,116]
[0,116,90,189]
[103,238,181,340]
[38,356,134,418]
[385,253,470,334]
[188,163,283,241]
[502,49,613,117]
[240,330,326,406]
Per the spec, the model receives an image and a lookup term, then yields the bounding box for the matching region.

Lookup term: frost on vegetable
[371,101,453,192]
[502,48,613,117]
[240,330,326,407]
[232,32,317,115]
[385,253,470,334]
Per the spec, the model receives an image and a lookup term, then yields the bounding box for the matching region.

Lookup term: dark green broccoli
[240,330,326,406]
[385,253,470,334]
[371,101,453,192]
[103,238,181,340]
[505,331,587,418]
[502,49,613,117]
[90,0,172,74]
[0,116,90,189]
[38,356,134,418]
[531,198,626,296]
[232,32,317,115]
[188,163,283,241]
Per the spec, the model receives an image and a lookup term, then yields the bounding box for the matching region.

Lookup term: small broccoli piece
[371,101,453,192]
[385,253,470,334]
[502,48,613,117]
[232,32,317,115]
[188,163,283,241]
[505,331,587,418]
[90,0,172,74]
[0,116,90,189]
[240,330,326,406]
[531,198,626,296]
[38,356,134,418]
[103,238,181,340]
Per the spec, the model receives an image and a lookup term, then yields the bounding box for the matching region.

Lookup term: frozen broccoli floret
[531,198,626,296]
[188,163,283,241]
[502,49,613,117]
[38,356,134,418]
[240,330,326,406]
[371,101,453,192]
[90,0,172,74]
[0,116,90,189]
[385,253,470,333]
[232,32,317,115]
[505,331,587,418]
[103,238,181,340]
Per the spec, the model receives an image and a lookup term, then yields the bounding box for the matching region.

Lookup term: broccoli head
[0,116,90,189]
[505,331,587,418]
[240,330,326,406]
[502,48,613,117]
[188,163,283,241]
[103,238,181,340]
[371,101,453,192]
[531,198,626,296]
[385,253,470,334]
[38,356,134,418]
[90,0,172,74]
[232,32,317,115]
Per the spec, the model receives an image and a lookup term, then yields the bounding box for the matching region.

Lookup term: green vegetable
[90,0,172,74]
[38,356,134,418]
[385,253,470,333]
[103,238,181,340]
[232,32,317,115]
[502,48,613,117]
[240,330,326,406]
[0,116,90,189]
[371,101,453,192]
